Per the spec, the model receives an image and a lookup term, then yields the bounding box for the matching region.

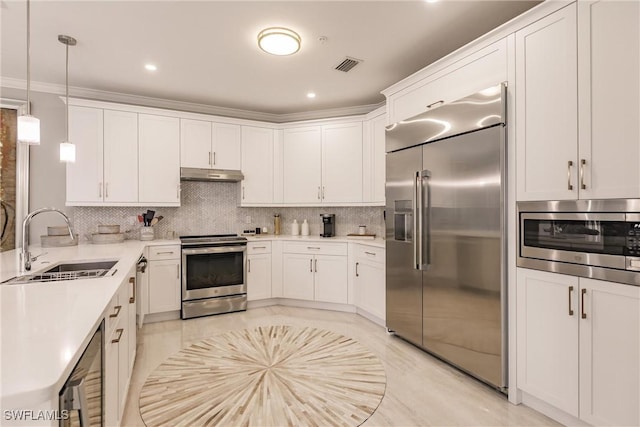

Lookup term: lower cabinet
[282,242,348,304]
[247,242,272,301]
[147,245,181,314]
[353,245,385,320]
[517,268,640,426]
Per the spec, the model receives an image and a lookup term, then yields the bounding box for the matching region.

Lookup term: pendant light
[58,34,76,163]
[17,0,40,145]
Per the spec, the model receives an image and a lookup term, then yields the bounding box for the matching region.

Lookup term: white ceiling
[0,1,540,117]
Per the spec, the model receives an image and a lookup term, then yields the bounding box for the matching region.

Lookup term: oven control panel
[626,223,640,256]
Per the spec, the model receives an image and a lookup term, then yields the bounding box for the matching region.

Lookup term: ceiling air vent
[334,57,362,72]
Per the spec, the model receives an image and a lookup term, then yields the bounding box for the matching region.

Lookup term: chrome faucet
[21,207,74,271]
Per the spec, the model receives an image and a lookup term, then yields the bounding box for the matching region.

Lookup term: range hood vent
[335,57,362,72]
[180,167,244,182]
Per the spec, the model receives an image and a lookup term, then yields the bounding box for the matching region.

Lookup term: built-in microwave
[518,200,640,286]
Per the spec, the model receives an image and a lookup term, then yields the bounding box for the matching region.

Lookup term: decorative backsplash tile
[70,182,385,241]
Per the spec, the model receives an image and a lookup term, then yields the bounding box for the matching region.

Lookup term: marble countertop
[0,239,177,411]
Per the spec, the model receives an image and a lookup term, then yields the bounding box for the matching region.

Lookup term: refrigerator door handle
[419,169,431,270]
[414,171,422,269]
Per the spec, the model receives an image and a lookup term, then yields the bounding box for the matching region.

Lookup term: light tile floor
[122,306,559,426]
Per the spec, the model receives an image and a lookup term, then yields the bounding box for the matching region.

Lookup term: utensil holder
[140,226,154,241]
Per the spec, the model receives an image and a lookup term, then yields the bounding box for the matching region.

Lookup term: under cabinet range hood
[180,167,244,182]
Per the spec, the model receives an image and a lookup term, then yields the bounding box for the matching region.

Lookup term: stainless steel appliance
[180,167,243,182]
[385,83,507,391]
[59,321,103,427]
[180,234,247,319]
[518,199,640,286]
[320,214,335,237]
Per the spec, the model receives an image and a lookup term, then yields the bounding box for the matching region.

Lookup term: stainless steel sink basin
[2,260,118,285]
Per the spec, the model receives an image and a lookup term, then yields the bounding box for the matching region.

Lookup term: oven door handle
[182,246,247,255]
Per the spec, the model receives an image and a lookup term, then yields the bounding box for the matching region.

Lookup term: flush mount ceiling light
[17,0,40,145]
[257,27,301,56]
[145,63,157,71]
[58,34,77,163]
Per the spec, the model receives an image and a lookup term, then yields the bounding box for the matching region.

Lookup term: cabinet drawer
[248,241,272,254]
[148,245,180,260]
[283,241,347,256]
[354,245,385,264]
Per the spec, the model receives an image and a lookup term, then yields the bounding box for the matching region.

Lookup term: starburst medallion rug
[139,325,386,427]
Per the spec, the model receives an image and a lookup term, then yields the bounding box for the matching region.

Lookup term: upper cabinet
[577,0,640,199]
[283,126,323,204]
[103,110,138,203]
[516,2,639,201]
[180,119,241,170]
[240,126,274,205]
[363,109,386,205]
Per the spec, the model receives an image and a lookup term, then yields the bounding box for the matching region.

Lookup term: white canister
[291,219,300,236]
[140,226,154,241]
[301,219,310,236]
[359,225,367,235]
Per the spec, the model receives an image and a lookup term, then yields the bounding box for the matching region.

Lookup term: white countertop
[245,234,386,248]
[0,239,176,411]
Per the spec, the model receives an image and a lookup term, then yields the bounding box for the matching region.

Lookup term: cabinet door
[578,1,640,199]
[148,259,181,313]
[212,123,241,170]
[313,255,347,304]
[355,258,385,320]
[117,322,129,419]
[104,330,119,427]
[516,268,579,417]
[180,119,212,169]
[247,253,272,301]
[579,278,640,426]
[241,126,274,204]
[283,127,322,204]
[103,110,138,203]
[282,253,314,300]
[366,114,386,204]
[515,4,578,201]
[138,114,180,205]
[67,106,104,204]
[321,122,363,203]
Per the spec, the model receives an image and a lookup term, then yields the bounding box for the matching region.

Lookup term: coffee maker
[320,214,335,237]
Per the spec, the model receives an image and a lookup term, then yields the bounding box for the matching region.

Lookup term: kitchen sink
[2,260,118,285]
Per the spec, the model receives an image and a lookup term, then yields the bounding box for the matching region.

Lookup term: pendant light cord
[65,42,69,141]
[26,0,31,115]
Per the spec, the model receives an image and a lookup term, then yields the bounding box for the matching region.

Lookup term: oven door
[519,212,628,269]
[181,245,246,301]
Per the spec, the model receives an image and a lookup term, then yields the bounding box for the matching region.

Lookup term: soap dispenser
[291,219,300,236]
[301,219,310,236]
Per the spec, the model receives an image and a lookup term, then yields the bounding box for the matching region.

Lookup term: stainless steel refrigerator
[385,84,507,391]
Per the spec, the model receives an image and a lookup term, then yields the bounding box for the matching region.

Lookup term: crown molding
[0,77,383,123]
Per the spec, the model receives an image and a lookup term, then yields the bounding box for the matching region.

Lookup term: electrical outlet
[245,215,252,224]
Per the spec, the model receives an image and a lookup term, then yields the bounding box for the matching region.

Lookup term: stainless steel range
[180,234,247,319]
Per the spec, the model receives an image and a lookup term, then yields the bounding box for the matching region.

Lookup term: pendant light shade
[58,34,76,163]
[17,0,40,145]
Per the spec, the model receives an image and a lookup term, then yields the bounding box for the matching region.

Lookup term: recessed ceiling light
[145,64,157,71]
[307,92,316,99]
[258,27,301,56]
[425,0,439,3]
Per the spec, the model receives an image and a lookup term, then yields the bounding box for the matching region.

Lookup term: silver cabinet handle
[176,264,180,279]
[111,328,124,344]
[253,246,266,249]
[568,160,574,190]
[317,186,321,200]
[580,159,586,190]
[307,247,320,250]
[209,151,212,166]
[242,186,245,200]
[129,277,136,304]
[355,262,359,277]
[105,182,109,198]
[581,288,587,319]
[314,258,318,273]
[322,186,325,200]
[156,251,174,255]
[109,305,121,318]
[213,152,216,165]
[365,251,376,256]
[99,182,102,198]
[248,258,251,273]
[568,286,574,316]
[309,258,313,272]
[426,100,444,109]
[177,184,180,200]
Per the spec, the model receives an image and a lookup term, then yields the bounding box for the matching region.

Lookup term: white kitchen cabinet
[577,0,640,199]
[180,120,241,170]
[353,245,386,320]
[247,242,272,301]
[283,126,322,204]
[517,268,640,425]
[282,242,348,304]
[384,38,507,125]
[103,110,138,203]
[515,4,578,201]
[241,126,274,205]
[66,106,104,204]
[321,122,363,203]
[148,245,181,313]
[363,110,386,204]
[138,114,181,205]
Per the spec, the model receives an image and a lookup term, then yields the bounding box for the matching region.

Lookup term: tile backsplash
[70,182,385,241]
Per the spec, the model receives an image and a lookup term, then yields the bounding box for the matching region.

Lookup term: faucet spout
[21,207,74,271]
